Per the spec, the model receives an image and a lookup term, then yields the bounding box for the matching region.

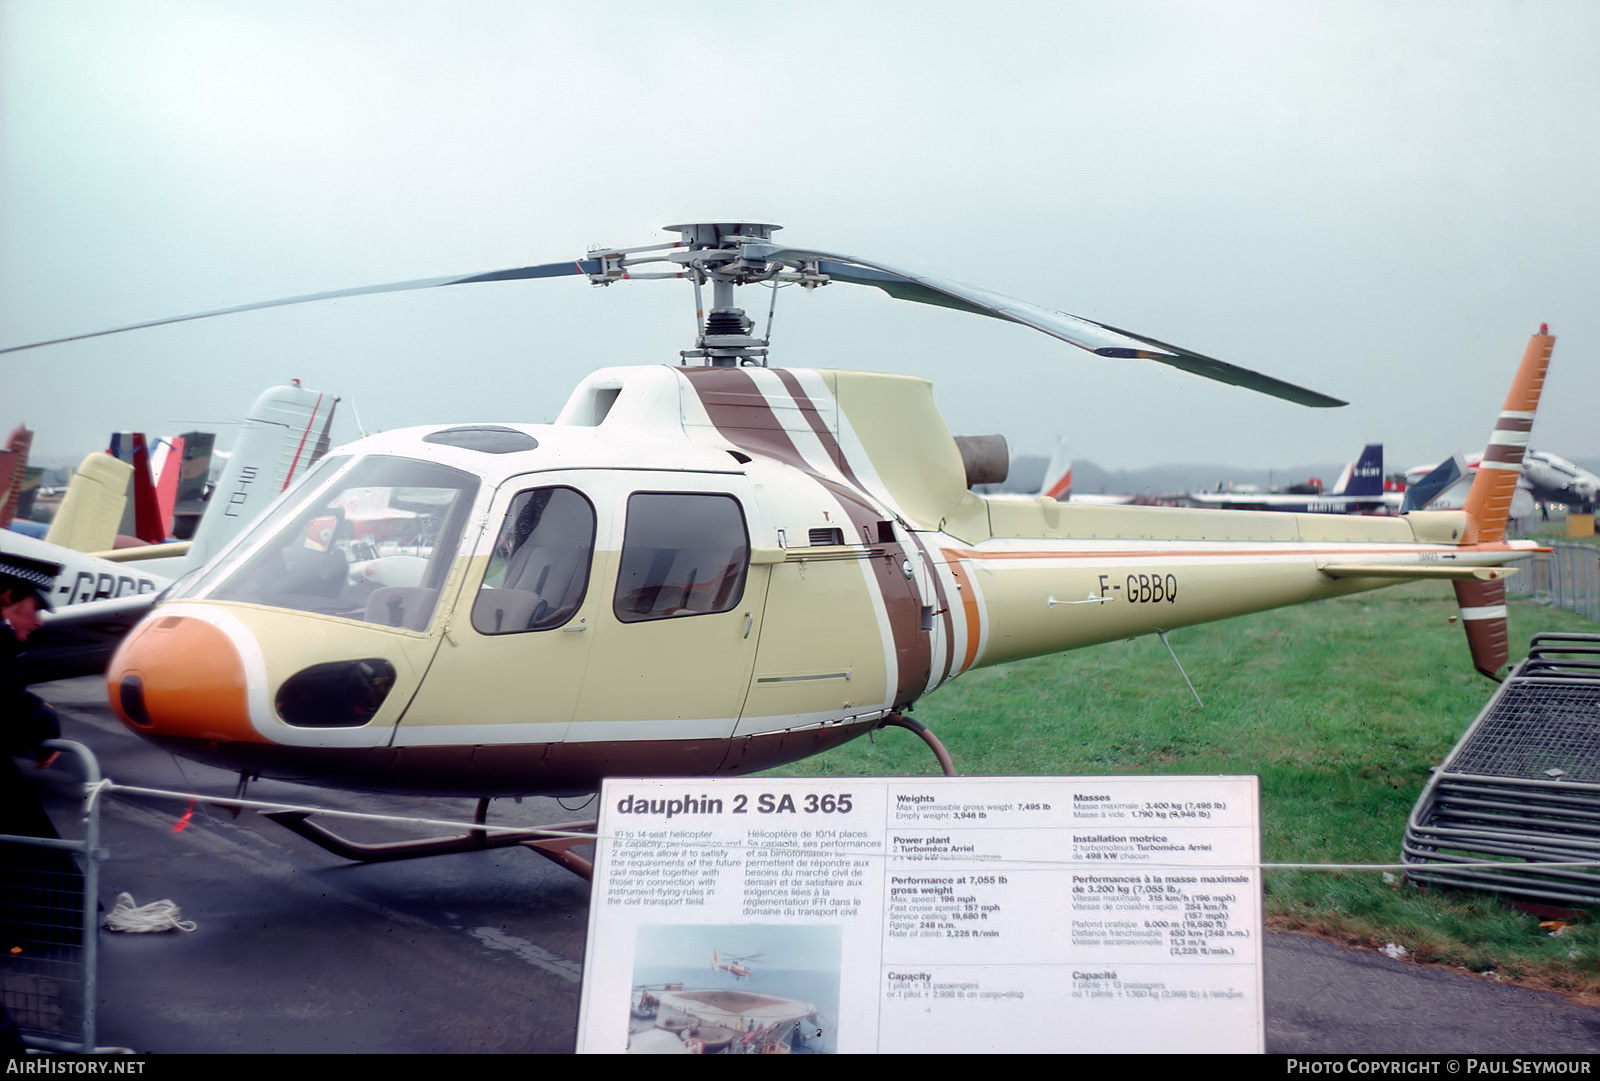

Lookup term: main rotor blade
[0,259,602,355]
[758,246,1346,408]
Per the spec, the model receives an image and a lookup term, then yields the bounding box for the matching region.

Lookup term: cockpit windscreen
[189,455,480,630]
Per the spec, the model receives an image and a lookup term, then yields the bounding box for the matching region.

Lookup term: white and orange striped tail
[1454,325,1555,677]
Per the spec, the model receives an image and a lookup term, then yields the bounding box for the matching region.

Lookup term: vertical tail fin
[170,431,216,541]
[45,452,134,552]
[126,433,167,544]
[185,385,339,566]
[0,425,32,528]
[1461,327,1554,545]
[1400,453,1467,513]
[1039,438,1072,500]
[1330,443,1384,497]
[1454,577,1509,679]
[149,435,186,540]
[1452,326,1555,678]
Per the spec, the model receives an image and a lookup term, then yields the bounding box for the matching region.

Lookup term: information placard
[576,775,1262,1054]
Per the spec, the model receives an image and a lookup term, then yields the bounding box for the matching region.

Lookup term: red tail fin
[128,433,166,544]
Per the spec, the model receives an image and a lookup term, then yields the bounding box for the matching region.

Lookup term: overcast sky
[3,1,1596,477]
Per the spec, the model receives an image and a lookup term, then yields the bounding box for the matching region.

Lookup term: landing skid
[261,715,954,878]
[263,798,596,879]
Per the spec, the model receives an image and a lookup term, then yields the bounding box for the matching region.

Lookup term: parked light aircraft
[1522,450,1600,509]
[1185,444,1389,515]
[1403,447,1589,517]
[0,385,337,680]
[1,222,1551,872]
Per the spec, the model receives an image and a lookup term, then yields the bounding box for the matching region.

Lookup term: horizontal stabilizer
[1317,563,1517,582]
[91,541,193,563]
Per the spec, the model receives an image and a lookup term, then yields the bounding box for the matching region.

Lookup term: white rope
[95,779,597,841]
[103,892,197,934]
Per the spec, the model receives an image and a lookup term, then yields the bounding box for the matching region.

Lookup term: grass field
[775,582,1600,998]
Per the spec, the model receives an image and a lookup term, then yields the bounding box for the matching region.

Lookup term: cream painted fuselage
[105,365,1531,796]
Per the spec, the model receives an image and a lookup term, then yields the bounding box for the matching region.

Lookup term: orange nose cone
[108,614,259,743]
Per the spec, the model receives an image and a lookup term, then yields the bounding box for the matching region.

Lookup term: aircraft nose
[108,613,257,743]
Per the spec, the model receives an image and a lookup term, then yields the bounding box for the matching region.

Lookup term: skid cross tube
[262,803,597,879]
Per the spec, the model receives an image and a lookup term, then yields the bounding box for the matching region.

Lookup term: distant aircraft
[1399,454,1469,514]
[0,424,35,532]
[1522,450,1599,510]
[1033,440,1137,505]
[1185,444,1388,514]
[1404,447,1591,517]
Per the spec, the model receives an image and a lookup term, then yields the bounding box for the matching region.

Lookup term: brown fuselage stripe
[683,369,931,707]
[768,369,942,699]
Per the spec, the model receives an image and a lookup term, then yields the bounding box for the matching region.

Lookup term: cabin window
[472,486,596,634]
[614,492,749,623]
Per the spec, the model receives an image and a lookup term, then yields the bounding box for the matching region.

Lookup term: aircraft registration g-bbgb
[1,222,1553,858]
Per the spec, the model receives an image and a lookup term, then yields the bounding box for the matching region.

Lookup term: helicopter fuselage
[105,363,1530,796]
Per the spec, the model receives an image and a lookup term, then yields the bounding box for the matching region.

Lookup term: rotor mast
[590,220,803,367]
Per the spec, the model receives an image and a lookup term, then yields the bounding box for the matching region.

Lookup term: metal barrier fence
[1505,542,1600,622]
[0,740,104,1054]
[1402,633,1600,906]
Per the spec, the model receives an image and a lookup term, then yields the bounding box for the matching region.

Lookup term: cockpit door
[393,471,603,747]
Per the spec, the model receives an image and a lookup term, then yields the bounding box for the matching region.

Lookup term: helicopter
[5,221,1551,875]
[713,951,761,981]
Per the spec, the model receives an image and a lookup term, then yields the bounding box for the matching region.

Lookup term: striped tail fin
[1453,326,1555,678]
[1461,327,1553,544]
[1453,577,1509,679]
[0,425,32,528]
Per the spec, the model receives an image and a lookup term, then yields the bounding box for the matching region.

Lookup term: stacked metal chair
[1403,633,1600,907]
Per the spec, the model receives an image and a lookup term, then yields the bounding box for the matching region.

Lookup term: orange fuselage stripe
[946,560,982,674]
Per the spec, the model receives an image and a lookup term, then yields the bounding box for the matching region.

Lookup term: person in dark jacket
[1,554,62,835]
[0,554,79,995]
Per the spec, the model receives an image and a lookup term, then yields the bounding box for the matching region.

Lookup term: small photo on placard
[627,923,841,1054]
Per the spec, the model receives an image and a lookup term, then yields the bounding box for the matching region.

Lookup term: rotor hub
[663,221,782,251]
